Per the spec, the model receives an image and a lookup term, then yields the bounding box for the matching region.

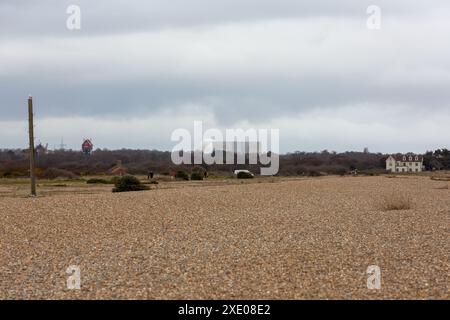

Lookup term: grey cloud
[0,0,447,37]
[0,1,449,152]
[1,71,449,123]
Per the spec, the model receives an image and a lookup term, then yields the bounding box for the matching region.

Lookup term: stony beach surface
[0,176,448,299]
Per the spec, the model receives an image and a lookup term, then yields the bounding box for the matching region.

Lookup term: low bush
[176,170,189,180]
[0,170,26,178]
[237,171,254,179]
[306,170,323,177]
[110,176,121,185]
[112,175,150,193]
[86,178,110,184]
[190,172,203,180]
[359,169,385,176]
[39,168,79,180]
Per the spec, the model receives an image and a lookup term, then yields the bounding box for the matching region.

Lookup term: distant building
[386,153,424,173]
[111,160,126,176]
[82,138,94,155]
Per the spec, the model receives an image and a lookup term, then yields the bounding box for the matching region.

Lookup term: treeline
[423,148,450,170]
[0,149,174,177]
[280,150,386,175]
[0,148,448,178]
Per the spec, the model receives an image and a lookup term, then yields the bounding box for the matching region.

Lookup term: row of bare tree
[0,148,392,178]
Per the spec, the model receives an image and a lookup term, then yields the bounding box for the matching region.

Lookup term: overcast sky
[0,0,449,153]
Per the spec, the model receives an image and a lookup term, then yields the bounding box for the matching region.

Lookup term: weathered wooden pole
[28,95,36,196]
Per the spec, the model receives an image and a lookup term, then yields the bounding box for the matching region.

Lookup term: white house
[386,153,424,173]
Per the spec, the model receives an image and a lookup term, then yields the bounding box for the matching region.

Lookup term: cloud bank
[0,1,449,152]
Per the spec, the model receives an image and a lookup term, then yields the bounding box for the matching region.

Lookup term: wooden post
[28,95,36,196]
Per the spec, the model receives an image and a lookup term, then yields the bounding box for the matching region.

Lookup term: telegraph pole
[28,95,36,196]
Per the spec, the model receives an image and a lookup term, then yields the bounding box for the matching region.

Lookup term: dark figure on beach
[148,171,154,179]
[204,171,208,179]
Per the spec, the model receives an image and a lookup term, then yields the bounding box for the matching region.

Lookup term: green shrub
[110,176,121,185]
[307,170,323,177]
[190,172,203,180]
[86,178,110,184]
[176,170,189,180]
[237,171,254,179]
[112,175,150,193]
[334,168,348,176]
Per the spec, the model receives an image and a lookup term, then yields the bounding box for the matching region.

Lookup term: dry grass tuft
[381,193,413,211]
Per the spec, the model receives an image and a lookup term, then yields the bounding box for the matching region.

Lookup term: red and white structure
[82,138,94,155]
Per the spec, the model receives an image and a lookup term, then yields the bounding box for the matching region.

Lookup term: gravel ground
[0,176,448,299]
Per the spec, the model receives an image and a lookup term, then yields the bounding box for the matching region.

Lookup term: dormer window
[415,156,418,161]
[403,156,406,161]
[409,156,412,161]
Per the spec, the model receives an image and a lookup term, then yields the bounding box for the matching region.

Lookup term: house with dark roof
[386,153,424,173]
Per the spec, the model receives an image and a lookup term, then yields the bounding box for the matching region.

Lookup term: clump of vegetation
[110,176,122,185]
[190,172,203,180]
[0,170,25,178]
[176,170,189,181]
[112,175,150,193]
[86,178,110,184]
[39,168,79,180]
[306,170,323,177]
[359,169,385,176]
[237,171,254,179]
[380,193,413,211]
[423,148,450,170]
[143,180,159,185]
